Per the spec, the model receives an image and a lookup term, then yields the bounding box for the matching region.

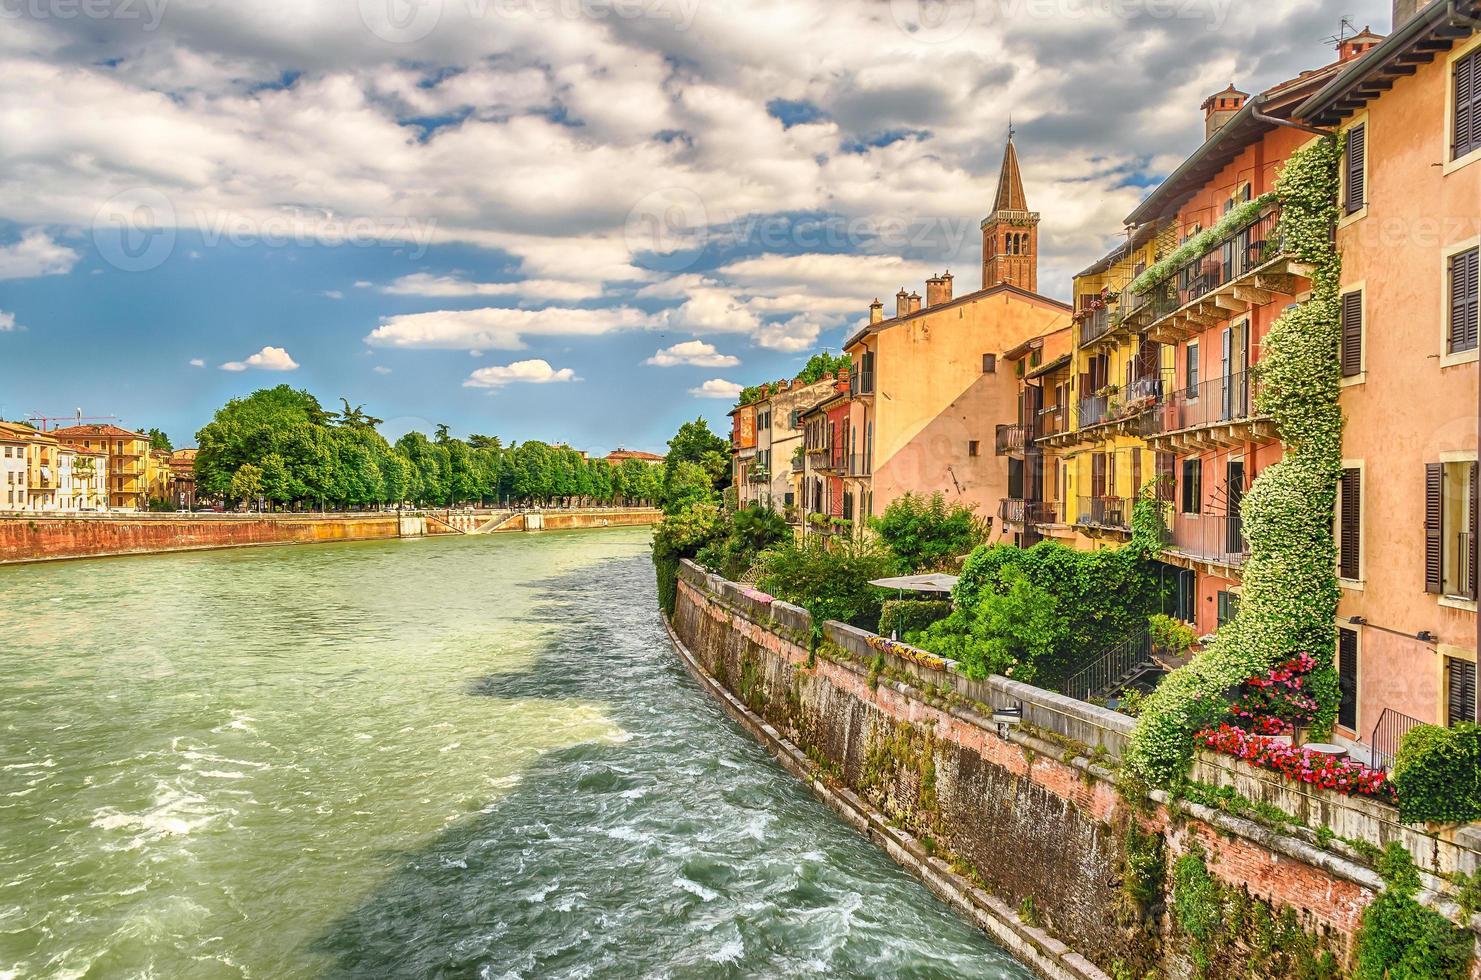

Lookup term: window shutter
[1426,462,1444,594]
[983,353,997,374]
[1455,50,1480,160]
[1340,468,1361,579]
[1447,658,1476,728]
[1471,462,1479,600]
[1452,248,1479,354]
[1340,291,1363,376]
[1345,123,1366,215]
[1338,628,1359,731]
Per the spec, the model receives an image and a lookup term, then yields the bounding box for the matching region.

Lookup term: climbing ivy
[1126,134,1346,784]
[1355,844,1476,980]
[1128,192,1278,296]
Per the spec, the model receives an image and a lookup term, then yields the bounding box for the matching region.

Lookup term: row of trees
[194,386,668,509]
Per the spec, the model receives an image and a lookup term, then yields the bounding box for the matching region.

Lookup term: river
[0,529,1032,978]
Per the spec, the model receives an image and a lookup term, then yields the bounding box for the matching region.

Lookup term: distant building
[169,449,198,509]
[50,424,152,510]
[0,424,31,511]
[605,449,666,465]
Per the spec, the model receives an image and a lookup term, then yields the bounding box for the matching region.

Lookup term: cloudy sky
[0,0,1389,452]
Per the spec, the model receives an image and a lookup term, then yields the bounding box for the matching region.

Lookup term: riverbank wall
[0,508,659,564]
[667,559,1481,980]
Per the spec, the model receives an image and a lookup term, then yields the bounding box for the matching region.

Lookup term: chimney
[836,365,850,386]
[925,270,954,308]
[869,297,884,324]
[1392,0,1433,28]
[896,287,910,318]
[1338,25,1385,63]
[908,291,922,314]
[1201,84,1249,140]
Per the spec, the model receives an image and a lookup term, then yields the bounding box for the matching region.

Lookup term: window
[1447,657,1476,728]
[1216,590,1239,628]
[968,440,980,458]
[1455,48,1480,160]
[1344,122,1366,215]
[1181,459,1202,514]
[1174,569,1196,623]
[1450,247,1479,355]
[1339,467,1362,580]
[1185,342,1200,397]
[982,353,997,374]
[1340,290,1363,376]
[1338,627,1359,730]
[1426,461,1478,599]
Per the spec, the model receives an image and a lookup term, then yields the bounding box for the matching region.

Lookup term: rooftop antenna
[1322,16,1357,46]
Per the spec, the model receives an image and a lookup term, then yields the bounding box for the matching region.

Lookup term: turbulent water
[0,530,1032,978]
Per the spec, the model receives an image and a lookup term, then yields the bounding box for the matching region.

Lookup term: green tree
[146,428,174,452]
[795,351,851,385]
[913,566,1063,681]
[652,503,726,616]
[662,460,718,515]
[664,418,730,494]
[871,492,992,572]
[228,463,264,507]
[753,535,899,631]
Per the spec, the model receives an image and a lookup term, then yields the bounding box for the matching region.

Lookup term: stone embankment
[0,507,659,564]
[667,559,1481,980]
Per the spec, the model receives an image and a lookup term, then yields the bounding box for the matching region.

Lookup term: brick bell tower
[981,126,1040,293]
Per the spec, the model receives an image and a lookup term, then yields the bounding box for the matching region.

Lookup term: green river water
[0,529,1032,978]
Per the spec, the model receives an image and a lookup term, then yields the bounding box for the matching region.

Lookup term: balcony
[1000,499,1061,526]
[1122,203,1303,344]
[850,372,876,398]
[747,468,770,485]
[1077,305,1113,347]
[1036,406,1068,442]
[995,423,1033,456]
[815,452,846,474]
[1074,372,1168,435]
[1163,512,1248,570]
[847,455,871,478]
[791,455,804,474]
[1075,495,1130,532]
[1141,370,1275,450]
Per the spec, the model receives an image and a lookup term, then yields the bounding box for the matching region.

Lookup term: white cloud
[463,359,578,388]
[755,315,824,353]
[382,273,603,302]
[646,340,740,368]
[220,346,299,372]
[373,365,391,374]
[690,378,744,400]
[0,229,79,281]
[365,306,660,351]
[189,357,205,367]
[322,289,344,299]
[663,288,759,335]
[0,311,20,332]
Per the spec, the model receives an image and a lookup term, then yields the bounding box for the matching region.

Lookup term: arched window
[1005,232,1012,255]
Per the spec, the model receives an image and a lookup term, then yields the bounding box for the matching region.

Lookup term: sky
[0,0,1391,455]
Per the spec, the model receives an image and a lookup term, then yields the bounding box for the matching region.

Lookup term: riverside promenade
[0,507,660,564]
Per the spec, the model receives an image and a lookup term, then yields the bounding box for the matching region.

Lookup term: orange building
[51,424,151,510]
[844,135,1072,526]
[997,326,1073,547]
[1298,0,1481,755]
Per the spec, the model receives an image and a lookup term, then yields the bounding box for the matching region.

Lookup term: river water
[0,530,1031,978]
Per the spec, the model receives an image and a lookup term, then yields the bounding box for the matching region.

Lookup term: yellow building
[844,135,1073,526]
[51,424,151,510]
[1038,225,1173,549]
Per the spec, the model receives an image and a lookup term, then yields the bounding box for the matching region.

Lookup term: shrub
[878,599,953,639]
[651,503,725,616]
[870,492,991,573]
[1391,723,1481,825]
[1356,844,1475,980]
[754,535,899,633]
[911,566,1063,682]
[1148,614,1198,657]
[696,503,790,581]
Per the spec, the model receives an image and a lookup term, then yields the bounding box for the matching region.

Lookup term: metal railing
[1000,499,1060,526]
[848,455,871,477]
[747,468,770,484]
[1078,373,1166,429]
[1131,203,1285,327]
[850,372,876,397]
[1078,306,1112,346]
[791,455,804,473]
[1165,512,1248,566]
[1037,406,1068,439]
[1370,708,1426,771]
[1076,495,1130,530]
[996,423,1032,455]
[1143,370,1256,438]
[1063,632,1155,704]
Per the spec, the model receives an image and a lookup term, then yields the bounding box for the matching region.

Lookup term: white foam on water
[2,758,55,771]
[674,877,719,902]
[705,938,744,963]
[439,743,461,753]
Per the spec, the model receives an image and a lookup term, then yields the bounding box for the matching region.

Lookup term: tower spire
[980,129,1040,293]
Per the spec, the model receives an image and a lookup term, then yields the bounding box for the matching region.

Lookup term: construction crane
[26,410,121,432]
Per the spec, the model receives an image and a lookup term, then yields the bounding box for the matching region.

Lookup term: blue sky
[0,0,1390,453]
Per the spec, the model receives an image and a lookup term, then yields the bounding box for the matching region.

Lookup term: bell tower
[981,127,1040,293]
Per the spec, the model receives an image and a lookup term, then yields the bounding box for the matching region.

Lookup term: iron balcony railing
[1131,203,1285,327]
[995,423,1033,455]
[1037,405,1068,440]
[850,372,876,397]
[1143,370,1256,438]
[1078,305,1112,346]
[1076,495,1130,530]
[848,455,871,477]
[1078,372,1167,429]
[1165,512,1248,567]
[1000,499,1060,526]
[1370,708,1426,771]
[1063,631,1156,704]
[747,468,770,484]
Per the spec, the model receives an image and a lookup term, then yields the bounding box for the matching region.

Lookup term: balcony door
[1220,322,1249,421]
[1226,461,1246,555]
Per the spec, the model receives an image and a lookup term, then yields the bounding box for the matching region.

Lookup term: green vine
[1355,844,1475,980]
[1126,135,1346,784]
[1128,192,1278,296]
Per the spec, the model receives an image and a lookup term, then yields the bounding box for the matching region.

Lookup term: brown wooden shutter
[1338,628,1358,731]
[1345,123,1366,215]
[1426,462,1445,594]
[1340,291,1363,377]
[1452,248,1479,354]
[1455,50,1480,159]
[1340,468,1361,580]
[1447,658,1477,728]
[1471,462,1479,600]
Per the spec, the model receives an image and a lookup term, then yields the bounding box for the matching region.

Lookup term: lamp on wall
[992,703,1023,740]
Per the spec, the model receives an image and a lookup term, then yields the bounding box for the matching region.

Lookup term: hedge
[879,599,953,639]
[1392,723,1481,825]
